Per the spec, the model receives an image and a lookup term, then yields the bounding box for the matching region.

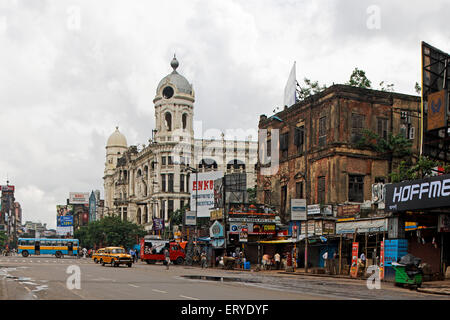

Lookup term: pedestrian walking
[82,247,87,258]
[134,249,139,263]
[274,252,281,270]
[164,248,170,270]
[322,250,328,271]
[201,251,207,269]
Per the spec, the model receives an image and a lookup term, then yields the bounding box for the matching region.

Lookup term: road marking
[33,294,37,299]
[24,287,31,292]
[129,284,139,288]
[180,295,199,300]
[152,289,167,294]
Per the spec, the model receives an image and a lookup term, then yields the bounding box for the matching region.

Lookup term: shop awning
[258,239,296,244]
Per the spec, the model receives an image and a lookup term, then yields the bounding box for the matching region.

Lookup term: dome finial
[171,54,179,72]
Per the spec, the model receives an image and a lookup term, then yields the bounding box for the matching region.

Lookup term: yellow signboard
[210,209,223,220]
[427,89,447,131]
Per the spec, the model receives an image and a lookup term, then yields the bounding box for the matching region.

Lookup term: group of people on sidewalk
[261,252,290,270]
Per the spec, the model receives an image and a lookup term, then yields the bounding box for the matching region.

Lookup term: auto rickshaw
[392,254,423,289]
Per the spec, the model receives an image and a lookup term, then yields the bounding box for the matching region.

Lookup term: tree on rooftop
[346,67,372,89]
[296,78,327,101]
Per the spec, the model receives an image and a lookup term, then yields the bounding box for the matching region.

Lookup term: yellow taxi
[99,247,133,267]
[92,248,105,264]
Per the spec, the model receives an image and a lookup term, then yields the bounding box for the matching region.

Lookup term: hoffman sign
[385,174,450,212]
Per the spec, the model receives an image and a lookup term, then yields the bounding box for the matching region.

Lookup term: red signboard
[350,242,359,278]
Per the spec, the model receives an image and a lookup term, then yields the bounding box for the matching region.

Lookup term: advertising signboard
[337,204,361,218]
[185,211,196,226]
[210,209,223,221]
[57,205,74,227]
[190,171,224,218]
[380,241,385,280]
[307,204,321,215]
[350,242,359,278]
[385,174,450,212]
[0,185,15,192]
[239,225,248,242]
[210,221,225,238]
[336,218,387,234]
[291,199,307,221]
[323,221,335,235]
[427,89,448,131]
[69,192,90,204]
[314,220,323,236]
[153,218,164,231]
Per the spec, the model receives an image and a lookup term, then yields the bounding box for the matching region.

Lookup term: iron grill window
[319,117,327,147]
[294,126,305,154]
[348,175,364,203]
[351,114,365,143]
[377,118,388,140]
[180,174,185,192]
[318,176,326,204]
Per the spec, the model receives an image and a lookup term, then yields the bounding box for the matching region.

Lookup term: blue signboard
[58,216,74,227]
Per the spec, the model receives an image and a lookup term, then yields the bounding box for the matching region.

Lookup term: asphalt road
[0,255,448,300]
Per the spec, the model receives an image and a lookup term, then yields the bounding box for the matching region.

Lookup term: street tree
[74,215,145,249]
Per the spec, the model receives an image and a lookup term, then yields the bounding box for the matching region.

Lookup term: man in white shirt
[322,251,328,270]
[274,253,281,270]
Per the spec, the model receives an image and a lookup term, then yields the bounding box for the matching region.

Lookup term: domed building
[103,56,257,233]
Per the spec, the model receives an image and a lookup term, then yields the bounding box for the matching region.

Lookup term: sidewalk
[231,266,450,296]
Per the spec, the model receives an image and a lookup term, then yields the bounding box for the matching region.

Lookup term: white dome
[107,127,127,148]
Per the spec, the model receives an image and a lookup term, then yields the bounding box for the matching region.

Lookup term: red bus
[140,238,186,265]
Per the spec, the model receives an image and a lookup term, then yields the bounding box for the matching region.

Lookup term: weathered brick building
[257,84,421,223]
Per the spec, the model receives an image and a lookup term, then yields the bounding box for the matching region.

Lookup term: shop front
[335,217,388,276]
[385,174,450,279]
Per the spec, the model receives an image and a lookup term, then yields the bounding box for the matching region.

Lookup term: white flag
[283,62,297,108]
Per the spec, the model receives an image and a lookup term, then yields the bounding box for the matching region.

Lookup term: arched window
[165,112,172,131]
[182,113,188,130]
[137,169,142,177]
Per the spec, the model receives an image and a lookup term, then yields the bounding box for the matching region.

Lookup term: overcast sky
[0,0,449,229]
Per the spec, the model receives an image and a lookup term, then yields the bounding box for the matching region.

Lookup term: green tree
[389,156,441,183]
[296,78,327,101]
[74,216,145,249]
[346,67,372,89]
[414,82,421,95]
[0,231,7,248]
[379,81,395,92]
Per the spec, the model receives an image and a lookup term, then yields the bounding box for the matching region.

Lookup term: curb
[417,288,450,296]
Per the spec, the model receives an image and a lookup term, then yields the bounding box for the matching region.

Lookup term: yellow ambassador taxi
[92,248,105,264]
[99,247,133,268]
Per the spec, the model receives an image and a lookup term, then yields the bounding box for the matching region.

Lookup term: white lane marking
[33,294,38,299]
[24,287,31,292]
[129,284,139,288]
[152,289,167,294]
[180,295,199,300]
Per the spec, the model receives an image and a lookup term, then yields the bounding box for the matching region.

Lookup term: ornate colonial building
[103,57,257,231]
